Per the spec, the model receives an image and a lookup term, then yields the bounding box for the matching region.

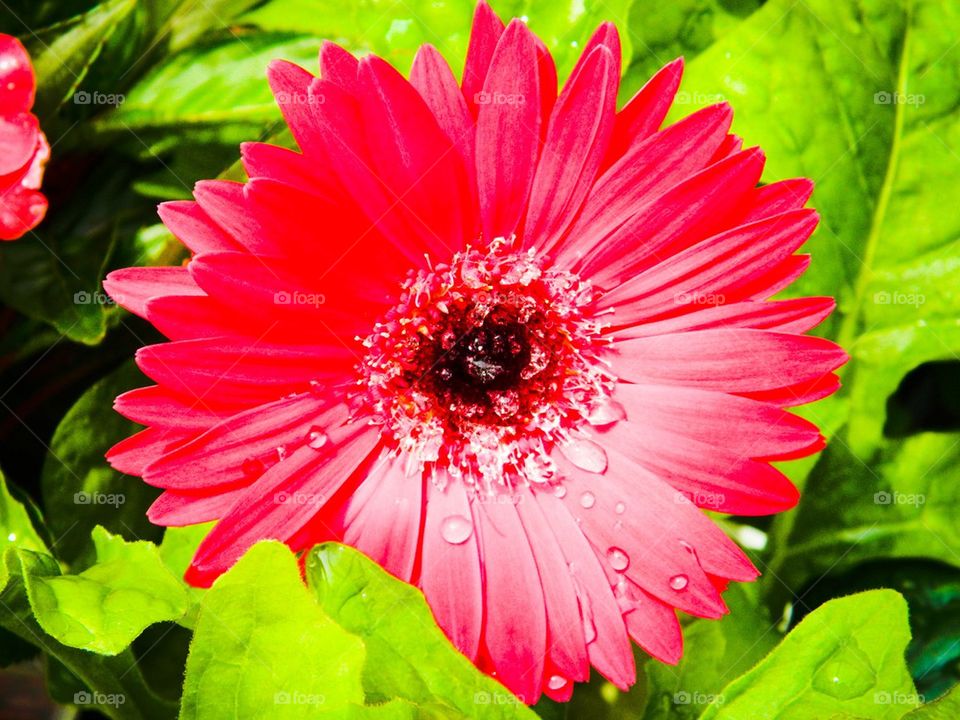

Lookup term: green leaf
[41,362,160,565]
[640,585,778,719]
[700,590,919,719]
[243,0,634,79]
[24,527,188,654]
[26,0,137,118]
[774,433,960,599]
[0,469,48,555]
[179,541,366,720]
[96,33,321,137]
[307,543,538,718]
[905,684,960,718]
[0,547,176,720]
[622,0,762,98]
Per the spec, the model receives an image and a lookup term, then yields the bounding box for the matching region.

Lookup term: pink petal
[612,328,849,393]
[148,486,246,526]
[143,397,346,492]
[475,19,544,242]
[462,0,505,115]
[266,59,326,158]
[555,103,732,265]
[103,266,204,319]
[0,184,46,240]
[419,476,483,660]
[603,57,683,168]
[524,44,618,251]
[740,177,814,222]
[340,450,424,582]
[185,423,380,587]
[0,35,36,113]
[319,41,358,87]
[157,200,240,255]
[473,498,547,703]
[0,112,38,175]
[106,427,194,476]
[114,385,229,430]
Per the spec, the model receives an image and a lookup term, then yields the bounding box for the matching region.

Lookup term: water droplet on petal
[669,574,689,591]
[579,491,596,509]
[560,438,607,474]
[607,547,630,572]
[587,400,626,426]
[276,445,288,461]
[553,485,567,499]
[440,515,473,545]
[547,675,569,692]
[614,502,626,515]
[307,426,329,450]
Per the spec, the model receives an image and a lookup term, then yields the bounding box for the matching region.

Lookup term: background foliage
[0,0,958,718]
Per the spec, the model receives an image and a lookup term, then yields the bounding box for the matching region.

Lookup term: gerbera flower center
[356,239,615,494]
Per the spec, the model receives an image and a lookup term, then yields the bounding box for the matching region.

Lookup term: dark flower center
[440,316,531,393]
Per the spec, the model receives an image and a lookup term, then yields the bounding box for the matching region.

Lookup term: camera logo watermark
[874,491,925,507]
[674,90,726,105]
[274,691,325,706]
[674,690,725,705]
[274,291,326,308]
[873,291,925,308]
[874,91,925,106]
[675,290,726,307]
[73,91,125,107]
[273,491,325,507]
[74,691,125,708]
[874,691,925,705]
[474,91,526,106]
[74,290,117,306]
[74,491,125,507]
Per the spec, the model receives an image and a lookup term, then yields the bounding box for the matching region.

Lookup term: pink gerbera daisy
[0,34,49,241]
[104,1,846,703]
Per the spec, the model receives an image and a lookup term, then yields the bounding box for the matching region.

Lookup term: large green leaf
[905,685,960,718]
[25,527,188,654]
[243,0,634,79]
[0,469,48,555]
[0,547,176,720]
[41,361,160,564]
[701,590,919,719]
[308,543,538,718]
[178,541,366,720]
[640,585,778,719]
[25,0,137,118]
[95,33,321,140]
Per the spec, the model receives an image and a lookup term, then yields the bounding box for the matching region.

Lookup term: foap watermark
[74,290,117,306]
[674,690,725,706]
[873,290,925,308]
[73,90,125,107]
[74,691,126,708]
[874,691,925,706]
[674,90,726,105]
[273,91,326,107]
[675,290,726,307]
[74,491,125,507]
[274,290,326,308]
[474,691,525,706]
[474,90,526,106]
[874,490,925,507]
[675,490,726,510]
[273,491,325,507]
[274,691,326,706]
[874,90,925,106]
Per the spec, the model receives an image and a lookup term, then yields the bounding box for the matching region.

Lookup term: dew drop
[669,574,689,591]
[276,445,288,461]
[587,400,626,427]
[614,502,626,515]
[307,426,329,450]
[811,640,876,700]
[579,491,596,509]
[7,533,16,542]
[560,438,608,474]
[553,485,567,499]
[547,675,569,692]
[440,514,473,545]
[607,547,630,572]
